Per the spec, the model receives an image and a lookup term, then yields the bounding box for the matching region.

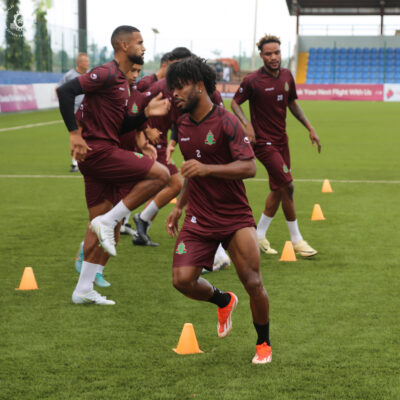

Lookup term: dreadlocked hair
[166,56,216,95]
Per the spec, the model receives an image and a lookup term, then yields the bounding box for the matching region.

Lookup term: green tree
[4,0,33,70]
[34,6,52,71]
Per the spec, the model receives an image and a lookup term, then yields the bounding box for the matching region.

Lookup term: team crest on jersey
[283,164,290,173]
[175,241,187,255]
[134,152,143,159]
[284,82,289,92]
[131,103,138,113]
[204,130,216,145]
[90,73,98,80]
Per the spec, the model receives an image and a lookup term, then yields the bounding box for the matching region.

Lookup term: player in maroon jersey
[136,52,171,92]
[166,56,272,364]
[131,48,192,246]
[232,35,321,258]
[57,26,171,305]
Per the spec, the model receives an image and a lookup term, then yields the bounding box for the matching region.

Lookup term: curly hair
[257,34,281,52]
[166,56,216,95]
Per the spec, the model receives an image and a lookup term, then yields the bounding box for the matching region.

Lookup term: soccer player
[136,52,171,92]
[166,56,272,364]
[73,61,156,288]
[131,48,193,246]
[57,25,171,305]
[231,35,321,257]
[57,53,90,172]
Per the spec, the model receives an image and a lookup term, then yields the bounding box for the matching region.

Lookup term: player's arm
[288,99,321,153]
[180,159,256,180]
[166,178,189,237]
[231,99,256,144]
[136,131,157,160]
[121,93,170,134]
[57,78,92,162]
[166,124,178,164]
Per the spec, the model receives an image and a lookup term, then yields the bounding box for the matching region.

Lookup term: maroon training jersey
[119,86,147,151]
[177,105,255,231]
[233,67,297,146]
[210,90,224,107]
[144,78,174,148]
[136,73,157,93]
[77,60,130,145]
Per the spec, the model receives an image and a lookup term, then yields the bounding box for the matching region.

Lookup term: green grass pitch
[0,101,399,399]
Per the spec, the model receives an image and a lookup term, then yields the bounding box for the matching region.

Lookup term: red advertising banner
[0,85,37,112]
[296,84,384,101]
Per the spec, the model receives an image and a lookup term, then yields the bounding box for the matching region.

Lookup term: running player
[131,48,193,246]
[57,25,170,305]
[166,56,272,364]
[232,35,321,257]
[136,52,171,92]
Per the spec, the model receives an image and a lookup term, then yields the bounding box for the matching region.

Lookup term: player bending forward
[166,56,272,364]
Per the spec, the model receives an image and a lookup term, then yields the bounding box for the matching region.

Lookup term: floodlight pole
[78,0,87,53]
[152,28,159,61]
[251,0,258,71]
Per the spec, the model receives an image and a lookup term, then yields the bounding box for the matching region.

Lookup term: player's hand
[180,160,209,178]
[166,207,182,237]
[245,123,256,144]
[145,127,161,145]
[309,128,321,153]
[145,92,170,117]
[70,129,92,162]
[166,143,175,164]
[141,140,157,160]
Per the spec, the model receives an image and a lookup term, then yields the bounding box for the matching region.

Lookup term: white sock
[75,261,98,294]
[216,243,228,260]
[100,200,130,227]
[140,200,159,223]
[287,220,303,244]
[124,212,131,225]
[72,158,78,167]
[256,213,274,239]
[97,265,104,274]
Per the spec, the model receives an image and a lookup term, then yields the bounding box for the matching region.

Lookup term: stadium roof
[286,0,400,16]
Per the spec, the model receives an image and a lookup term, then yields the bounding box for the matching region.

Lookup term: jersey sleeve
[77,65,111,94]
[211,90,224,107]
[222,113,255,161]
[288,72,298,102]
[232,75,252,105]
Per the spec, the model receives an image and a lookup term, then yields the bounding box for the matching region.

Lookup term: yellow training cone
[311,204,325,221]
[173,323,204,354]
[169,198,177,204]
[322,179,333,193]
[280,241,297,262]
[16,267,39,290]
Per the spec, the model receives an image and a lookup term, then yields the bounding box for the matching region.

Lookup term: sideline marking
[0,120,62,133]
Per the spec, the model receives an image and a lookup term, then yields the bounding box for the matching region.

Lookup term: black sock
[253,321,270,346]
[207,286,231,308]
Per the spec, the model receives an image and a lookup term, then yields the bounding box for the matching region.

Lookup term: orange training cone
[16,267,39,290]
[311,204,325,221]
[280,241,297,261]
[169,197,177,204]
[322,179,333,193]
[173,323,204,354]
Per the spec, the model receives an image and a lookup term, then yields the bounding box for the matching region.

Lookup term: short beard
[265,62,281,72]
[128,54,144,64]
[181,88,200,113]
